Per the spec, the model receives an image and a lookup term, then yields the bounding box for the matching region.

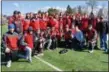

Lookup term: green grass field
[1,25,109,71]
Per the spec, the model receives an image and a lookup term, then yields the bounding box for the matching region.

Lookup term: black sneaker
[59,49,68,54]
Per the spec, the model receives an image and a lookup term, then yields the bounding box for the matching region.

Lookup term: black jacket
[75,19,82,28]
[107,21,109,33]
[97,21,108,34]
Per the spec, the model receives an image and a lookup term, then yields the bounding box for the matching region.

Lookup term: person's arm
[2,34,7,49]
[2,33,12,53]
[33,33,37,43]
[91,30,97,43]
[96,22,99,33]
[20,34,27,46]
[80,31,84,42]
[106,21,109,34]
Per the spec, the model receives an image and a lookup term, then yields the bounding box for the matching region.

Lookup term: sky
[2,1,108,15]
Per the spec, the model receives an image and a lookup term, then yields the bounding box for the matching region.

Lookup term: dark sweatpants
[51,38,57,50]
[65,39,72,49]
[5,50,18,62]
[88,42,96,51]
[72,38,84,50]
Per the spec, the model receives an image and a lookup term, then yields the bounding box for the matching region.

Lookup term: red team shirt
[39,19,47,30]
[24,33,34,49]
[23,19,30,31]
[30,19,40,31]
[81,18,88,31]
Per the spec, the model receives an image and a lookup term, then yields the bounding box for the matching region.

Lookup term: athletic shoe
[59,49,68,54]
[40,53,44,56]
[47,48,52,50]
[28,58,32,63]
[37,53,44,56]
[100,47,105,50]
[89,50,94,53]
[6,60,11,68]
[105,49,108,53]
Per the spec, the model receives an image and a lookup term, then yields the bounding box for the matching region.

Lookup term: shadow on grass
[1,53,6,66]
[16,60,28,63]
[101,61,109,63]
[1,62,7,66]
[103,51,109,54]
[1,53,29,67]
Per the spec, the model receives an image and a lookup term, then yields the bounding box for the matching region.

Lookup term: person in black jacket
[107,21,109,34]
[98,17,108,52]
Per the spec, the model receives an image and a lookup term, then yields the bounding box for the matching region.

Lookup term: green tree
[78,6,82,15]
[47,8,59,15]
[66,5,73,14]
[72,8,76,14]
[38,10,42,14]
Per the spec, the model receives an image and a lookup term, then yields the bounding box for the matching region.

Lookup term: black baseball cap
[13,10,19,15]
[18,11,21,14]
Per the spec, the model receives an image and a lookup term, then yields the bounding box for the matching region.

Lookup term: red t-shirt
[23,19,30,31]
[24,33,34,49]
[6,33,19,50]
[39,19,47,30]
[54,19,59,29]
[30,19,40,31]
[81,18,88,31]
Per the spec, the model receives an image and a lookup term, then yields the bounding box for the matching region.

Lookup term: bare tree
[86,0,98,13]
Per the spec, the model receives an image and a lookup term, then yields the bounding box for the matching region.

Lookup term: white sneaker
[6,60,11,68]
[37,53,44,56]
[105,49,108,53]
[89,50,94,53]
[28,59,32,63]
[37,54,40,56]
[100,47,105,50]
[26,57,29,60]
[47,48,51,50]
[40,53,44,56]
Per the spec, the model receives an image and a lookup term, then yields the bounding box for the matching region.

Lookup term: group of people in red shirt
[2,10,109,67]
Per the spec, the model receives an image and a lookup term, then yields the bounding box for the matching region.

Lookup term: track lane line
[34,56,63,71]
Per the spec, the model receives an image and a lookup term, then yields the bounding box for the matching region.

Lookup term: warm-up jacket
[2,31,19,50]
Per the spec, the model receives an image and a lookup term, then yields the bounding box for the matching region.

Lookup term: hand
[35,37,38,41]
[24,43,28,46]
[5,48,10,53]
[88,40,96,44]
[40,38,43,42]
[40,44,43,48]
[86,34,88,37]
[72,35,74,38]
[91,40,96,44]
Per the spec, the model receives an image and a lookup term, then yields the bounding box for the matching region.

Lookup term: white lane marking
[34,56,63,71]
